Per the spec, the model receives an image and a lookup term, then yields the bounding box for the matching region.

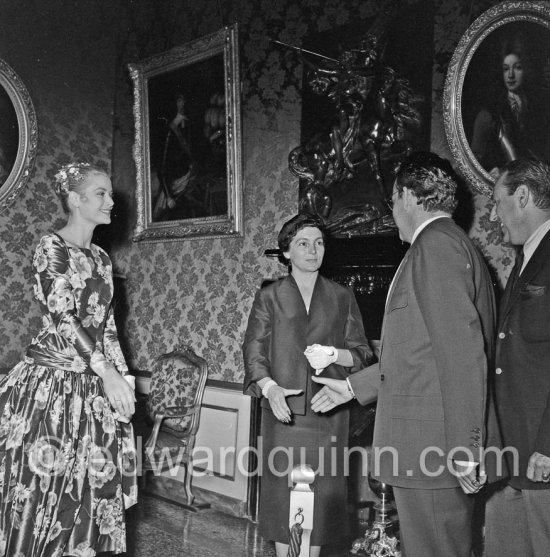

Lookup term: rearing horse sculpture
[288,34,421,223]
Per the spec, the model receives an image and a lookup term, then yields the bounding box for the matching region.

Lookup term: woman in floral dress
[0,163,137,556]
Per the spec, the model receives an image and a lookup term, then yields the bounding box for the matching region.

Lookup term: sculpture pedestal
[322,234,407,339]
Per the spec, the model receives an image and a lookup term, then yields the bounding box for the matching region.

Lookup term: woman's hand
[91,352,136,419]
[304,344,338,373]
[101,366,136,420]
[266,385,303,423]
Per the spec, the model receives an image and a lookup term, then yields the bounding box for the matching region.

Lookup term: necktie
[500,249,524,313]
[510,249,524,291]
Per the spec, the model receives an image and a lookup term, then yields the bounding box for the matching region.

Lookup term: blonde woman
[0,163,137,556]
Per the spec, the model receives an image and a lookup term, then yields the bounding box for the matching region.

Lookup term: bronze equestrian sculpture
[287,34,421,234]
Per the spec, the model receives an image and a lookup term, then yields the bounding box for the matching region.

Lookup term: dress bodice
[26,233,126,374]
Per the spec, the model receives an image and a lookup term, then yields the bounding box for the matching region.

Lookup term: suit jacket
[493,228,550,490]
[242,274,372,415]
[349,218,496,488]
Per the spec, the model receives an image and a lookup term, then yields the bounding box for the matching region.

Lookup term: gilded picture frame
[444,1,550,197]
[129,24,243,241]
[0,58,37,212]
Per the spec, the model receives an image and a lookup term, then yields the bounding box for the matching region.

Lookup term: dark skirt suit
[243,274,372,546]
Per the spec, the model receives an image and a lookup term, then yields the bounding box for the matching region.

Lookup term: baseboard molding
[142,475,249,519]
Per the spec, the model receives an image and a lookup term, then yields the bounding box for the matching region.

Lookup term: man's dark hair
[500,158,550,210]
[394,151,458,213]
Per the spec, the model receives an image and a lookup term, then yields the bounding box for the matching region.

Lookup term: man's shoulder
[415,218,484,264]
[427,216,463,233]
[417,217,467,246]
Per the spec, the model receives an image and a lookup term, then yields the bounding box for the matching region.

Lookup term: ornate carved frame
[444,1,550,197]
[0,59,38,212]
[129,24,243,241]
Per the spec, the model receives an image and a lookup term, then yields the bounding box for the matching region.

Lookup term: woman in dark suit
[243,213,372,557]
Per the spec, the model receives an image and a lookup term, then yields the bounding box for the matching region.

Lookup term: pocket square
[521,284,546,297]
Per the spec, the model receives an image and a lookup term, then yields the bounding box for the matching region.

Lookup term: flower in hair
[54,162,91,194]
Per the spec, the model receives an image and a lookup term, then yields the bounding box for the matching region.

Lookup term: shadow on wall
[454,174,475,233]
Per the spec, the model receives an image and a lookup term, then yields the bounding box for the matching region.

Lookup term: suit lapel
[380,249,410,347]
[499,254,523,322]
[307,274,324,320]
[500,230,550,325]
[287,273,329,336]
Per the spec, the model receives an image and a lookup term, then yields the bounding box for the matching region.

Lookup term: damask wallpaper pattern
[0,99,115,371]
[0,0,513,383]
[110,0,416,376]
[0,0,118,371]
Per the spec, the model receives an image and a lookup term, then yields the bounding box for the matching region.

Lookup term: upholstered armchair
[141,345,209,509]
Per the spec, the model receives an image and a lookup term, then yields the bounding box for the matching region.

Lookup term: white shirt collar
[411,215,451,244]
[521,218,550,273]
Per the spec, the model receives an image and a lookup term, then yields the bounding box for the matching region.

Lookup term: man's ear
[515,184,530,209]
[403,187,416,210]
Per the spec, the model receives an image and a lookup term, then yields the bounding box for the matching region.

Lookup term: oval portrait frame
[0,58,37,212]
[444,1,550,197]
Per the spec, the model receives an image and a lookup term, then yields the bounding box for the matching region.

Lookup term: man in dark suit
[308,152,496,557]
[484,158,550,557]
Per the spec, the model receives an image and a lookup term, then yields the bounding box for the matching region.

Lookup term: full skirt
[0,361,137,557]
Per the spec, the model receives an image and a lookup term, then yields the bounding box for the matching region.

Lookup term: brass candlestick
[351,475,401,557]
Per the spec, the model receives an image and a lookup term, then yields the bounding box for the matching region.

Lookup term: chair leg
[183,462,195,507]
[181,460,210,511]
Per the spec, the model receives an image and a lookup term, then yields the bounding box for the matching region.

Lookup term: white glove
[304,344,338,374]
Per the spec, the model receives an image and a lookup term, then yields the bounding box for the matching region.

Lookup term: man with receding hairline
[485,158,550,557]
[307,152,496,557]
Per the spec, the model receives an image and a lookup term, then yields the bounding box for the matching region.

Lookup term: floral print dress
[0,234,137,557]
